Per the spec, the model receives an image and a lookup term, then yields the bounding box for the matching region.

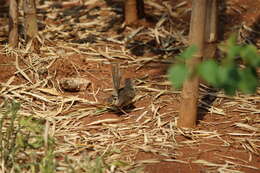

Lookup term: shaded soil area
[0,0,260,173]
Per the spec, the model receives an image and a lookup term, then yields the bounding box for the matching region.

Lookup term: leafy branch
[168,36,260,95]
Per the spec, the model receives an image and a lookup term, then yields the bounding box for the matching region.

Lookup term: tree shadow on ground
[197,87,219,122]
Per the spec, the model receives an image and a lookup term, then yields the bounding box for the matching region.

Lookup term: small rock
[60,77,90,92]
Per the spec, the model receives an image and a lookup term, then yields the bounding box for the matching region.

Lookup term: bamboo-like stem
[23,0,39,51]
[178,0,207,128]
[124,0,145,25]
[8,0,19,48]
[205,0,218,43]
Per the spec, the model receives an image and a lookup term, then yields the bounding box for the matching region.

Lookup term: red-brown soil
[0,0,259,173]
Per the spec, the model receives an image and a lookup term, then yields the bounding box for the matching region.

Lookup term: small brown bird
[107,63,135,111]
[115,78,135,107]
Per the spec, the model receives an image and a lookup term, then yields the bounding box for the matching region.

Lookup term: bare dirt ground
[0,0,260,172]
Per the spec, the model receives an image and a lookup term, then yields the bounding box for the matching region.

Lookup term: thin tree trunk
[9,0,19,48]
[124,0,144,25]
[125,0,138,25]
[178,0,207,128]
[204,0,218,60]
[205,0,217,43]
[23,0,39,51]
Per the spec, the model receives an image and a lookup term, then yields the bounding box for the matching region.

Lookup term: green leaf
[240,45,260,67]
[221,35,241,62]
[226,44,242,61]
[217,66,229,85]
[226,34,237,47]
[238,68,258,94]
[223,84,237,95]
[218,65,239,85]
[198,60,219,86]
[177,45,197,60]
[217,65,240,95]
[168,35,259,95]
[168,64,188,89]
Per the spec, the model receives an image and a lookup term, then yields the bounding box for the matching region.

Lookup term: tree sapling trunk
[9,0,19,48]
[124,0,145,25]
[178,0,207,128]
[205,0,218,43]
[23,0,39,51]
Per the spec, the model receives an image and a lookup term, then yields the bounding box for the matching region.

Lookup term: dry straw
[0,0,259,172]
